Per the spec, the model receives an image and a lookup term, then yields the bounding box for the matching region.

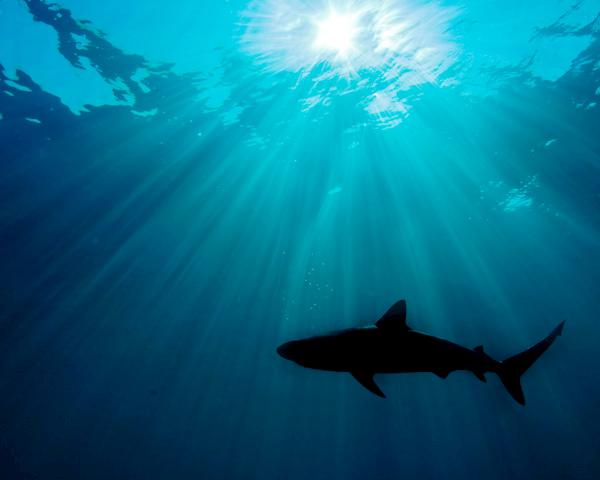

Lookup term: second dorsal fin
[375,300,409,331]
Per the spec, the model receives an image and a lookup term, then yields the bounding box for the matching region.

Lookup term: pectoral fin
[351,372,386,398]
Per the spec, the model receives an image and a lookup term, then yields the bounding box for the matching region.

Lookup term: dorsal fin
[375,300,409,331]
[474,345,484,353]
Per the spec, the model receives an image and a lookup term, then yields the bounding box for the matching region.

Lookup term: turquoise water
[1,0,600,478]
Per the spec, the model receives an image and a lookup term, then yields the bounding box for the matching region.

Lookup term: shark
[277,300,564,405]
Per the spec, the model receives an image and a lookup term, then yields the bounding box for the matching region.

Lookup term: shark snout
[277,341,295,361]
[278,340,309,363]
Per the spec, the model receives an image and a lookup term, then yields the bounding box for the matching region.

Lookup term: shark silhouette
[277,300,564,405]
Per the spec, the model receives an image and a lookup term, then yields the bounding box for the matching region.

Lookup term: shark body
[277,300,564,405]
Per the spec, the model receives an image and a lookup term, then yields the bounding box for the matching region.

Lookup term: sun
[313,9,360,58]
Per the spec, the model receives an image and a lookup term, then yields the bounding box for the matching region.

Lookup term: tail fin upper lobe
[498,321,565,406]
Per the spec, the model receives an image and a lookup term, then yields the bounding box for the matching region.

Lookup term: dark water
[1,1,600,479]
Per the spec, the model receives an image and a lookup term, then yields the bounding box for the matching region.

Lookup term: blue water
[1,0,600,478]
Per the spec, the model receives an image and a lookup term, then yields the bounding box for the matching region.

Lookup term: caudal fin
[498,321,565,406]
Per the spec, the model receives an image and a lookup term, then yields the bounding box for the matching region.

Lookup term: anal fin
[351,372,386,398]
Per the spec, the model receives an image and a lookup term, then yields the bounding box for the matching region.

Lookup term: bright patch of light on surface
[242,0,460,80]
[241,0,461,126]
[313,9,359,58]
[365,88,411,129]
